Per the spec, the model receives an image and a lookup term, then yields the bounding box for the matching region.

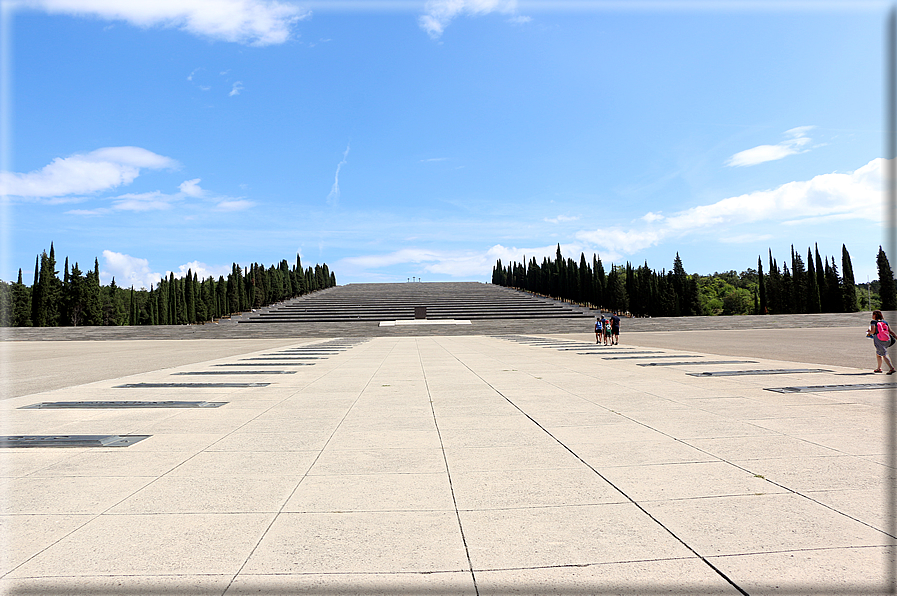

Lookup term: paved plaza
[0,325,894,595]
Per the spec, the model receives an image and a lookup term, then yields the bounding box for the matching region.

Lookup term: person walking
[868,310,896,374]
[610,313,621,346]
[602,316,612,345]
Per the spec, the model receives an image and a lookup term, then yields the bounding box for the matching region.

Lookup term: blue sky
[0,0,890,289]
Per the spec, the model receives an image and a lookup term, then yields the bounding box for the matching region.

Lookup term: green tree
[841,245,858,312]
[12,269,31,326]
[877,246,896,310]
[805,247,821,313]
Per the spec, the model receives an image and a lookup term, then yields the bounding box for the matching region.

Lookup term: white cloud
[101,250,163,289]
[229,81,244,96]
[725,126,815,167]
[0,146,176,199]
[214,198,254,211]
[179,178,205,197]
[544,214,579,224]
[419,0,521,39]
[326,143,350,206]
[420,157,448,162]
[175,260,230,280]
[112,191,180,212]
[20,0,310,46]
[576,157,885,256]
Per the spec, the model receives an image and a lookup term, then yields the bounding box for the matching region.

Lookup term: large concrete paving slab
[0,328,894,595]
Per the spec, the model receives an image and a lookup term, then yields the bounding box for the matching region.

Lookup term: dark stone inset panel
[172,371,297,375]
[765,383,895,393]
[242,357,322,361]
[0,435,150,447]
[603,355,702,360]
[687,369,832,377]
[215,363,313,366]
[578,351,662,355]
[20,401,226,409]
[638,360,757,367]
[114,382,270,388]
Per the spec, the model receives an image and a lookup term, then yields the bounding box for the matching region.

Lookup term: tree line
[0,243,337,326]
[492,244,894,317]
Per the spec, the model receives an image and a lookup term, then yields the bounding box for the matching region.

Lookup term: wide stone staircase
[240,282,589,323]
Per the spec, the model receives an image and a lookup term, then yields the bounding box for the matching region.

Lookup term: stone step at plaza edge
[238,282,593,323]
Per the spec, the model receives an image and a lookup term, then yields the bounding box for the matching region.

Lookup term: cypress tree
[594,254,606,309]
[766,252,780,314]
[176,277,187,324]
[83,259,103,325]
[0,281,10,326]
[841,245,859,312]
[758,256,767,314]
[30,255,40,326]
[805,247,821,313]
[60,256,70,326]
[12,269,31,326]
[814,244,826,309]
[185,269,196,323]
[791,247,806,313]
[147,287,156,325]
[157,278,168,325]
[578,253,590,306]
[68,263,85,326]
[877,246,897,310]
[45,243,61,326]
[168,272,177,324]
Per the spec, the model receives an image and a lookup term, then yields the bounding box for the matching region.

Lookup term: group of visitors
[588,309,897,374]
[595,314,621,345]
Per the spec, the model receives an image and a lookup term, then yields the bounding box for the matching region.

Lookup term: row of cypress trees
[492,243,884,316]
[491,245,700,317]
[0,243,337,327]
[757,244,863,315]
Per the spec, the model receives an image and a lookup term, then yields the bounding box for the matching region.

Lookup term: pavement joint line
[442,336,750,596]
[222,339,385,595]
[418,338,480,595]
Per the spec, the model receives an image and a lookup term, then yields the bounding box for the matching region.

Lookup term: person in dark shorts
[868,310,896,374]
[610,314,621,345]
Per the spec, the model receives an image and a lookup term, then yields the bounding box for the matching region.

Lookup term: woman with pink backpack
[867,310,897,374]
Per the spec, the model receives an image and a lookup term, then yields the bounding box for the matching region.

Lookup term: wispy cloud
[0,147,176,199]
[112,191,180,212]
[214,199,255,212]
[326,143,350,206]
[56,173,253,215]
[544,214,579,224]
[419,0,522,39]
[420,157,448,162]
[229,81,244,96]
[725,126,815,167]
[21,0,310,46]
[576,156,885,255]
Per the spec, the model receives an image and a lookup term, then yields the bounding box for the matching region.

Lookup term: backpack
[876,320,892,341]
